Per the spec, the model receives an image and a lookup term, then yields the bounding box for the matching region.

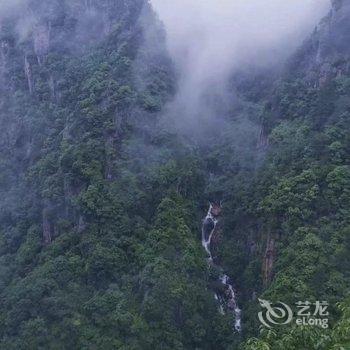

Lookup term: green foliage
[0,1,350,349]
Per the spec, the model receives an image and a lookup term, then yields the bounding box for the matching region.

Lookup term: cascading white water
[220,274,242,332]
[201,204,217,262]
[202,204,242,332]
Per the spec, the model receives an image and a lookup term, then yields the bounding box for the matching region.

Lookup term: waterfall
[202,204,242,332]
[201,204,217,262]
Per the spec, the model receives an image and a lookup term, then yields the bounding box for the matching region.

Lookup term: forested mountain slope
[239,1,350,347]
[0,1,226,348]
[0,0,349,349]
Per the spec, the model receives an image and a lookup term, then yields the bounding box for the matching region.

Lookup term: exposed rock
[257,123,269,149]
[262,234,275,287]
[77,215,86,233]
[34,23,51,65]
[332,0,343,11]
[42,207,52,245]
[0,40,9,85]
[210,202,222,217]
[49,75,56,101]
[24,55,34,94]
[288,0,350,85]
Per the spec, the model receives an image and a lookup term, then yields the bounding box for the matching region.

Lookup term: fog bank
[151,0,330,126]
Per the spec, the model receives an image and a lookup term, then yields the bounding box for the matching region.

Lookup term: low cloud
[151,0,330,126]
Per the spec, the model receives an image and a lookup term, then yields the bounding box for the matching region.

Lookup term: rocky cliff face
[289,0,350,85]
[0,0,172,245]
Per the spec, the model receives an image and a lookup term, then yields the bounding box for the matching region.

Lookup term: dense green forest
[0,0,349,349]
